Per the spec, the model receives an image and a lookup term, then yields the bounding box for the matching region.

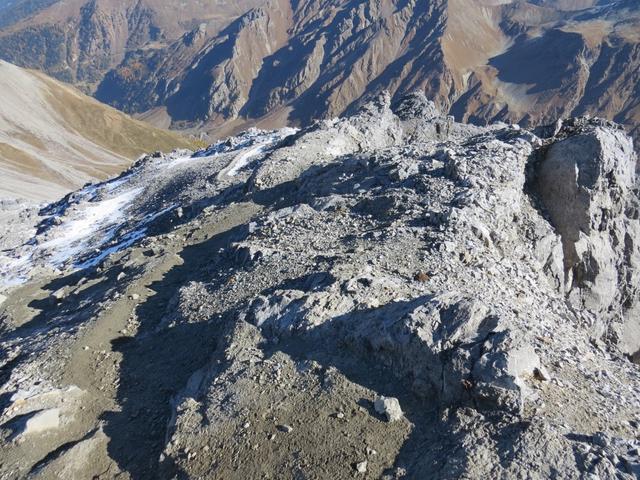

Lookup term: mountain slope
[0,1,638,139]
[0,0,59,29]
[450,0,640,141]
[0,60,194,201]
[0,95,639,478]
[0,0,266,89]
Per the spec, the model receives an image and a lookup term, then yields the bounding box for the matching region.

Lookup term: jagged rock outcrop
[0,94,639,478]
[533,118,640,355]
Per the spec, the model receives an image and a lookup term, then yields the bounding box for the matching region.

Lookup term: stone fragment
[414,271,429,283]
[592,431,611,448]
[534,365,552,382]
[50,287,67,303]
[374,396,403,422]
[355,460,368,474]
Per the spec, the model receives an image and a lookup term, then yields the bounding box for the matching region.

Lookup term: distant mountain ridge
[0,0,59,28]
[0,0,638,143]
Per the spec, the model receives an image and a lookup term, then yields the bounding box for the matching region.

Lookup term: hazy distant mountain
[0,0,638,143]
[0,0,266,89]
[0,0,58,28]
[0,60,194,201]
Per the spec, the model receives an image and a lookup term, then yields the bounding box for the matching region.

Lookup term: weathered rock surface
[534,119,640,354]
[1,93,639,478]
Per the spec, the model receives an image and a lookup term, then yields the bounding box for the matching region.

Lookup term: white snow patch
[0,185,145,289]
[168,154,202,170]
[75,204,176,270]
[224,127,298,177]
[170,127,298,175]
[0,255,32,288]
[226,144,268,177]
[41,188,142,267]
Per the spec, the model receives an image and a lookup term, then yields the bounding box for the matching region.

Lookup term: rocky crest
[0,94,639,478]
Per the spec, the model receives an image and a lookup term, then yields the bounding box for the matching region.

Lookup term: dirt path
[0,202,261,478]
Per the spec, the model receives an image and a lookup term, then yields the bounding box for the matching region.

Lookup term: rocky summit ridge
[0,93,640,479]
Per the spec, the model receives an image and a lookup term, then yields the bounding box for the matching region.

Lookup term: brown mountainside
[0,60,194,201]
[0,0,638,143]
[0,0,267,89]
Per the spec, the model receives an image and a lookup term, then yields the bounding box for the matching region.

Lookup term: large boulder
[535,121,640,354]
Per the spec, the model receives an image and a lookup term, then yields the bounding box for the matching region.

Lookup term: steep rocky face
[0,95,639,478]
[533,118,640,355]
[165,0,292,129]
[0,0,266,89]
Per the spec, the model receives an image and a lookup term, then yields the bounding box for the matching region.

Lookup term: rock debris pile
[0,92,639,479]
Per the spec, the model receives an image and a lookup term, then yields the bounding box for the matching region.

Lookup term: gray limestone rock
[535,124,640,354]
[374,396,403,422]
[2,94,640,480]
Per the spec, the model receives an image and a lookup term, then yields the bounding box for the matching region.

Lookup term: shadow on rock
[259,297,468,479]
[102,220,251,478]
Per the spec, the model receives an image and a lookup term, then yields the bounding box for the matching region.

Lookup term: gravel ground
[0,93,639,479]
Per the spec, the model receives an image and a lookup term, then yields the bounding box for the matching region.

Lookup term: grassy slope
[0,62,196,201]
[37,71,195,160]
